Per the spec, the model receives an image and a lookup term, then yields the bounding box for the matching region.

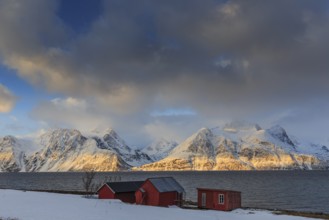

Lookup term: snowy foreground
[0,190,316,220]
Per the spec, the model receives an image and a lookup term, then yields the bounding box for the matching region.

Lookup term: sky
[0,0,329,146]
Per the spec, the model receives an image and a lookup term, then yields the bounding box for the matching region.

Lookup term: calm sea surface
[0,171,328,214]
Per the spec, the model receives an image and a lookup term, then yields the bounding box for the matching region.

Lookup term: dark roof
[197,188,241,193]
[147,177,185,193]
[104,181,144,193]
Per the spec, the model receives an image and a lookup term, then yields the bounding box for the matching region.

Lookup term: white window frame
[218,194,224,204]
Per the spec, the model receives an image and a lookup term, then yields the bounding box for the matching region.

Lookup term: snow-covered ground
[0,189,317,220]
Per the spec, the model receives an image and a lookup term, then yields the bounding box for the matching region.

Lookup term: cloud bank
[0,0,329,144]
[0,84,16,113]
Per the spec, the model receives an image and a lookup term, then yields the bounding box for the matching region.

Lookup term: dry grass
[274,210,329,219]
[0,218,19,220]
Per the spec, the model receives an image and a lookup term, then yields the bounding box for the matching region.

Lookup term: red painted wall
[136,180,160,206]
[197,190,214,208]
[136,180,182,207]
[197,189,241,211]
[115,192,136,203]
[213,191,228,210]
[98,185,137,203]
[98,185,115,199]
[158,191,182,207]
[135,190,144,205]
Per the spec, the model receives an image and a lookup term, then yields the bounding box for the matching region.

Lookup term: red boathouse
[135,177,185,207]
[97,181,144,203]
[197,188,241,211]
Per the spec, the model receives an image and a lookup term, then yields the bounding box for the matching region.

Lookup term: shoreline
[1,170,329,173]
[273,210,329,220]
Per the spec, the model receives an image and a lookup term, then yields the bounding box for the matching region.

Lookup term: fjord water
[0,171,328,214]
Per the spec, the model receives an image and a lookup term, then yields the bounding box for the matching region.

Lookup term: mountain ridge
[136,124,329,171]
[1,124,328,172]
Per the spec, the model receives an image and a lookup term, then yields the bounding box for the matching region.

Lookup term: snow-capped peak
[267,125,286,135]
[1,135,18,145]
[89,127,115,136]
[38,129,86,152]
[0,135,32,172]
[0,135,39,154]
[197,127,213,136]
[167,127,215,159]
[89,128,152,167]
[266,125,295,147]
[102,129,130,153]
[142,138,178,161]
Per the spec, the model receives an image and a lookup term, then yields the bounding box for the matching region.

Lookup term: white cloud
[17,128,47,140]
[0,0,328,114]
[0,84,16,113]
[51,97,87,110]
[31,97,111,132]
[151,108,197,117]
[214,58,232,68]
[143,120,185,142]
[1,0,329,145]
[218,2,240,19]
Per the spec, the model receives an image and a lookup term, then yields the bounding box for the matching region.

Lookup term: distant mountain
[1,123,329,172]
[0,136,26,172]
[26,129,133,172]
[89,128,152,167]
[136,124,329,171]
[141,138,178,161]
[0,128,152,172]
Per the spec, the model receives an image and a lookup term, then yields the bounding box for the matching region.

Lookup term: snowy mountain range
[0,129,151,172]
[135,122,329,171]
[1,123,328,172]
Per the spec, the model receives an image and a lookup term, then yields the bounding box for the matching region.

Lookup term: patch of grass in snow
[0,218,19,220]
[274,210,329,219]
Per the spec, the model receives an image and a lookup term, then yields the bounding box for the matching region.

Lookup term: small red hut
[135,177,185,207]
[197,188,241,211]
[97,181,144,203]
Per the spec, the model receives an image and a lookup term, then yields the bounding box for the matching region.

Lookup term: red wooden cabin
[97,181,144,203]
[135,177,185,207]
[197,188,241,211]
